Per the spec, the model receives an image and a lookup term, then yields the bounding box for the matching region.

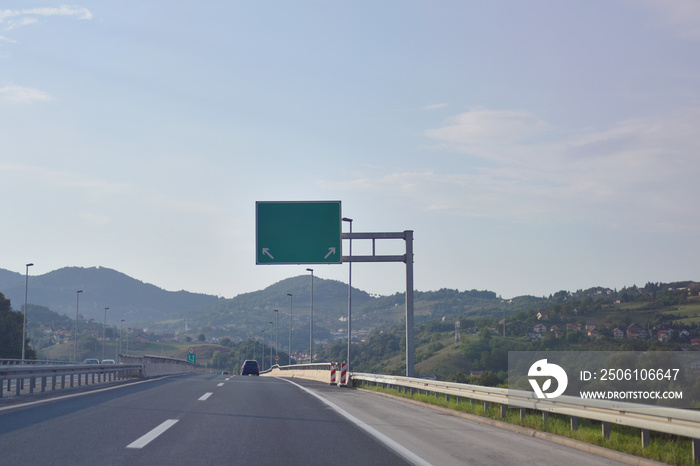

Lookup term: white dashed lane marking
[126,419,179,449]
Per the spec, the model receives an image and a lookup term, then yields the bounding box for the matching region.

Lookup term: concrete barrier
[262,363,341,384]
[120,355,196,377]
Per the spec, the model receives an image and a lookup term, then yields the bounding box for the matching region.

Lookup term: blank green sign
[256,201,342,264]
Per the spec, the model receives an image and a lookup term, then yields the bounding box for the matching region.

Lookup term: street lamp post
[22,263,34,362]
[260,330,265,370]
[306,268,314,363]
[103,307,109,362]
[273,310,279,365]
[120,319,125,362]
[74,290,83,363]
[287,293,293,365]
[268,321,273,368]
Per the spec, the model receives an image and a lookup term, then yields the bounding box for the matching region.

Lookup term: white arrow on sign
[262,248,274,259]
[324,247,336,259]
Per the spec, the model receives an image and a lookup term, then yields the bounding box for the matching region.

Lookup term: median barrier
[262,363,339,384]
[1,355,195,401]
[120,355,196,377]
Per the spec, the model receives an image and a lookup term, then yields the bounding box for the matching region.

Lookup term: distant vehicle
[222,371,229,375]
[102,359,116,364]
[241,360,260,376]
[83,358,100,364]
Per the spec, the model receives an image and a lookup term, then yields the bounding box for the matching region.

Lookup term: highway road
[0,373,635,465]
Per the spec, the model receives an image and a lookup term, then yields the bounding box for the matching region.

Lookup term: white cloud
[0,164,131,196]
[424,108,550,166]
[0,5,92,24]
[151,195,223,216]
[1,5,92,33]
[423,103,449,110]
[327,107,700,233]
[0,85,53,104]
[81,211,112,227]
[631,0,700,40]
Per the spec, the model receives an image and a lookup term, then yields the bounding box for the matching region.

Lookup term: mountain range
[0,266,515,341]
[0,266,218,325]
[3,266,697,353]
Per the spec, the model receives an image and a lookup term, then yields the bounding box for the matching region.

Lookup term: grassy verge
[359,384,692,465]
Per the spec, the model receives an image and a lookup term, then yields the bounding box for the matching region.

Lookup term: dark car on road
[241,360,260,376]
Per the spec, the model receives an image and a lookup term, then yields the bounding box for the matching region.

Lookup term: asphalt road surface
[0,373,635,465]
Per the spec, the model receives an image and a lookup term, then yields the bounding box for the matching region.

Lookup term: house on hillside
[537,311,549,321]
[587,328,601,338]
[627,324,648,339]
[566,323,583,332]
[613,328,625,339]
[533,323,547,334]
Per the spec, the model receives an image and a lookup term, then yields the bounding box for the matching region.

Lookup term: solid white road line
[0,376,172,413]
[281,379,432,466]
[198,392,213,401]
[126,419,179,449]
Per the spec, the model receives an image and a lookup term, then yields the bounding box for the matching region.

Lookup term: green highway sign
[256,201,342,264]
[187,353,196,364]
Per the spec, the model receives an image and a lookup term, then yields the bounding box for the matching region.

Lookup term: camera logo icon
[528,359,568,399]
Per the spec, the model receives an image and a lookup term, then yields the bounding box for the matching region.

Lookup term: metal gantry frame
[342,230,415,377]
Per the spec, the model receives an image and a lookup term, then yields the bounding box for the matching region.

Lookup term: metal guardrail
[351,372,700,461]
[0,362,141,399]
[0,355,195,400]
[0,359,78,366]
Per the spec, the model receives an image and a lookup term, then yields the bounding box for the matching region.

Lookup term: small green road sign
[187,353,196,364]
[256,201,342,264]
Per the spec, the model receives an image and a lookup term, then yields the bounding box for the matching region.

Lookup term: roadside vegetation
[362,384,693,465]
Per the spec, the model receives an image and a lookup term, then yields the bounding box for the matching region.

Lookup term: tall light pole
[74,290,83,363]
[22,263,34,362]
[306,268,314,363]
[273,310,279,365]
[120,319,125,362]
[342,217,353,372]
[287,293,293,365]
[103,307,109,362]
[260,330,265,370]
[268,321,273,368]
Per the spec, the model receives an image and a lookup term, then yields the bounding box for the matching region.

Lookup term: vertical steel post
[103,307,109,362]
[74,290,83,363]
[22,263,33,362]
[287,293,293,365]
[405,230,414,377]
[307,268,314,363]
[274,310,279,365]
[342,217,353,373]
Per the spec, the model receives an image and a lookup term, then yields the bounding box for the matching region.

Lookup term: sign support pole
[342,230,414,377]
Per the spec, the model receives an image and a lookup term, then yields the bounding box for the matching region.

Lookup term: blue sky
[2,1,699,300]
